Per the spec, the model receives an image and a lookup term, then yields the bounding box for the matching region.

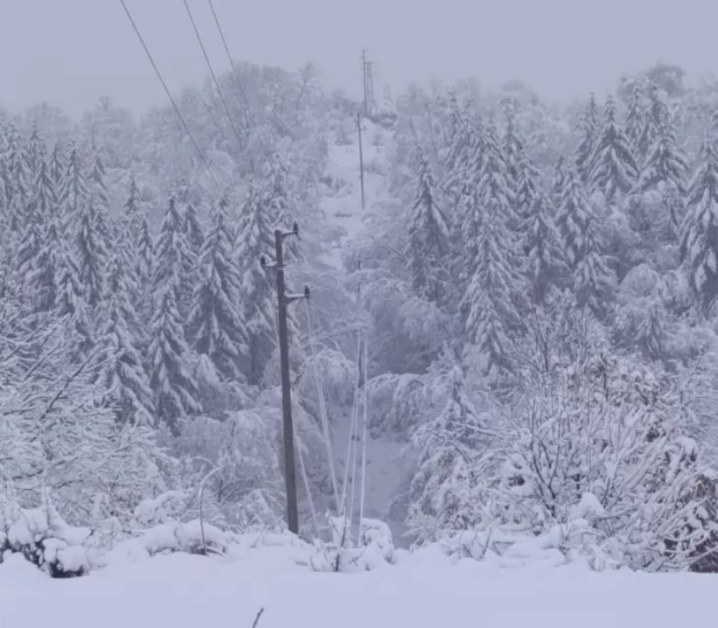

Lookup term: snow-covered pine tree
[462,211,522,375]
[636,110,688,238]
[680,136,718,314]
[442,108,479,213]
[461,121,523,374]
[523,193,567,303]
[406,147,450,303]
[503,103,538,230]
[183,195,204,263]
[33,149,56,223]
[408,362,488,541]
[25,211,61,316]
[574,94,600,183]
[590,95,639,202]
[624,84,646,158]
[557,166,597,268]
[74,192,108,308]
[49,141,65,190]
[552,155,567,204]
[148,282,200,432]
[88,150,113,244]
[14,219,43,312]
[574,214,615,316]
[122,176,143,243]
[5,125,30,232]
[180,189,204,306]
[0,146,9,213]
[116,177,149,323]
[25,126,45,182]
[515,149,539,226]
[443,91,464,156]
[136,217,154,320]
[187,200,248,381]
[235,182,276,385]
[261,153,303,262]
[54,227,93,358]
[263,152,293,227]
[482,120,522,235]
[637,83,669,163]
[153,197,193,318]
[13,143,56,313]
[137,215,153,278]
[613,265,670,361]
[0,154,7,233]
[446,117,484,265]
[95,252,155,427]
[557,166,614,315]
[59,145,88,233]
[637,302,667,360]
[502,102,522,202]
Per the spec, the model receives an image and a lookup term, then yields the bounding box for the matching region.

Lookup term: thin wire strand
[206,0,252,113]
[181,0,246,152]
[118,0,220,187]
[297,434,320,539]
[206,0,273,158]
[304,301,340,510]
[359,330,369,536]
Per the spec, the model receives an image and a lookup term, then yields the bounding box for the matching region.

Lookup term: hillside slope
[315,114,414,543]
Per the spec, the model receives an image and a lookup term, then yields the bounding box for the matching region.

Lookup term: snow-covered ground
[1,539,714,628]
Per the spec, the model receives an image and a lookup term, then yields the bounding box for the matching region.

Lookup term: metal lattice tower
[361,49,376,117]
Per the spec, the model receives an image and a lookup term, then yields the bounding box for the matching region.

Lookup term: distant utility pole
[361,49,368,117]
[361,48,376,117]
[261,223,310,535]
[356,112,365,210]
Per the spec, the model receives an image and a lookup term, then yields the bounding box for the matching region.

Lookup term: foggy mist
[3,0,717,115]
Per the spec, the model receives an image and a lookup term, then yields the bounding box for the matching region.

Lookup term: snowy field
[1,540,714,628]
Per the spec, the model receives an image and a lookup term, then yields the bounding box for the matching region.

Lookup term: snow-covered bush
[0,318,164,528]
[298,348,357,411]
[168,410,284,529]
[366,372,426,433]
[489,353,718,570]
[137,520,230,557]
[0,495,92,578]
[0,488,238,576]
[309,516,395,572]
[133,491,194,527]
[407,363,494,543]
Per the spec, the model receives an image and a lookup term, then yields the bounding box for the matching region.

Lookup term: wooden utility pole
[357,112,365,210]
[361,49,368,117]
[274,227,298,534]
[262,223,309,535]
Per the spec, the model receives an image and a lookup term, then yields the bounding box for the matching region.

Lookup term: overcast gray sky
[2,0,717,117]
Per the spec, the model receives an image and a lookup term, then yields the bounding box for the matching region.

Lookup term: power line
[118,0,220,187]
[206,0,274,159]
[206,0,252,116]
[181,0,246,152]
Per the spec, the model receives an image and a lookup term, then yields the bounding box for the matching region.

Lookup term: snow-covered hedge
[310,516,395,572]
[0,491,235,578]
[407,349,718,572]
[133,520,229,557]
[0,498,92,578]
